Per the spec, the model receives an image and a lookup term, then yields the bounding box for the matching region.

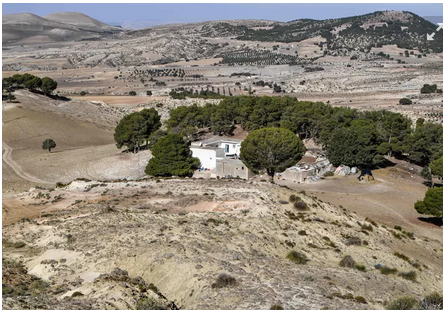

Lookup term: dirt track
[2,142,53,185]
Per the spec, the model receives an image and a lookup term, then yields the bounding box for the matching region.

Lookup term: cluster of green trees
[113,108,200,177]
[114,108,161,154]
[415,155,443,219]
[2,74,58,95]
[167,96,443,168]
[231,12,442,53]
[420,84,442,94]
[218,50,299,66]
[169,88,227,100]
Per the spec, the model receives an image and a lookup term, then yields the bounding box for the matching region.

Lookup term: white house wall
[219,142,242,156]
[190,148,217,170]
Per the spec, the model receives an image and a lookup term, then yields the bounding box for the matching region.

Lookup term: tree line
[166,96,443,168]
[2,73,58,95]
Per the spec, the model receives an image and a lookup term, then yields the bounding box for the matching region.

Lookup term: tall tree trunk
[267,168,275,183]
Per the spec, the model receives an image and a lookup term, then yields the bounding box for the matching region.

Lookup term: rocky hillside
[3,179,442,309]
[234,11,442,53]
[125,11,442,54]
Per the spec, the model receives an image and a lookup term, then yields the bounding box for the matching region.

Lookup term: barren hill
[2,12,122,45]
[2,179,443,309]
[43,12,122,32]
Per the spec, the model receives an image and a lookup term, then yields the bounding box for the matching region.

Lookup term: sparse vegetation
[386,296,418,310]
[398,271,417,282]
[212,274,237,288]
[286,251,308,264]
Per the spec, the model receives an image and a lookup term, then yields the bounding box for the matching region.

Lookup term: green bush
[323,171,334,177]
[393,252,410,262]
[71,291,84,297]
[355,264,366,272]
[385,296,417,310]
[287,251,308,264]
[361,224,373,231]
[399,98,412,105]
[378,266,398,275]
[354,296,367,304]
[422,292,443,308]
[398,271,417,282]
[129,91,137,96]
[289,194,300,202]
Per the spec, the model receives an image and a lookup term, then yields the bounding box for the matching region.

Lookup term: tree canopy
[114,108,161,153]
[42,139,56,152]
[327,120,381,168]
[165,95,443,168]
[2,73,57,95]
[430,156,443,179]
[145,133,200,177]
[240,127,305,182]
[40,77,58,95]
[414,187,443,218]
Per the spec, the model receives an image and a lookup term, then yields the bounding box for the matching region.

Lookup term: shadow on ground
[418,217,443,227]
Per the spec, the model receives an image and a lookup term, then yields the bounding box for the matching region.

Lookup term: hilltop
[2,12,122,45]
[126,10,443,54]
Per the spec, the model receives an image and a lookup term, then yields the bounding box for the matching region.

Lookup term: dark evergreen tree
[145,133,200,177]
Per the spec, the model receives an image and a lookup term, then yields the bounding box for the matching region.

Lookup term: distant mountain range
[3,10,442,53]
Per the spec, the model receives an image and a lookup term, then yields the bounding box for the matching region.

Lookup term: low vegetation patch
[339,255,366,271]
[386,296,417,310]
[345,236,362,246]
[287,251,308,264]
[376,265,398,275]
[398,271,417,282]
[294,200,309,211]
[212,274,237,289]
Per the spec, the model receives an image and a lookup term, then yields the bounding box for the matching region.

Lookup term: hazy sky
[3,3,443,28]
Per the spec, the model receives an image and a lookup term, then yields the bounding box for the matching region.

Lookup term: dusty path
[2,142,53,185]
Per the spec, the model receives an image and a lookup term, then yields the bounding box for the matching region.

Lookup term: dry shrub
[212,274,237,289]
[345,236,362,246]
[339,255,355,268]
[294,200,309,211]
[399,271,417,282]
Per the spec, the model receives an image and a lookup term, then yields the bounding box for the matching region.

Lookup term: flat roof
[191,136,243,146]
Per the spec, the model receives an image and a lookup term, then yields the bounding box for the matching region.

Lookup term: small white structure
[190,137,253,179]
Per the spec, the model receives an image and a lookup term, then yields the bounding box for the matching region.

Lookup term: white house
[190,137,253,179]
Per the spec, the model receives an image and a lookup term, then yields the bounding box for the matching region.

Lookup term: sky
[3,3,443,28]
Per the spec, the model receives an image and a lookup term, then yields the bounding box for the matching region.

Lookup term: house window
[242,166,244,170]
[225,144,229,153]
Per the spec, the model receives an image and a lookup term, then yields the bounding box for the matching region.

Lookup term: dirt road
[2,142,53,185]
